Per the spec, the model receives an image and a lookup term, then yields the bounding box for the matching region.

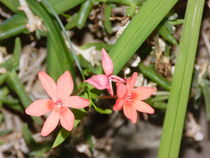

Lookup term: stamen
[55,99,63,107]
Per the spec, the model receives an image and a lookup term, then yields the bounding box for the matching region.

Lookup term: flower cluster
[25,49,155,136]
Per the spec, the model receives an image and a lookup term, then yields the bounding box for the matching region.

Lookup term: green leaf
[26,0,75,79]
[65,13,79,30]
[0,38,21,71]
[76,0,94,29]
[78,55,97,74]
[92,105,112,114]
[107,0,179,75]
[158,0,205,157]
[6,71,42,124]
[48,0,85,14]
[0,13,27,40]
[200,81,210,120]
[103,5,112,34]
[139,63,171,90]
[22,124,37,149]
[0,73,8,85]
[158,20,178,45]
[46,35,63,80]
[52,128,70,148]
[52,109,86,148]
[0,0,85,40]
[0,0,19,12]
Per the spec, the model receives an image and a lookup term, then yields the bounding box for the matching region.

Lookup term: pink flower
[113,72,156,124]
[85,48,124,96]
[25,71,90,136]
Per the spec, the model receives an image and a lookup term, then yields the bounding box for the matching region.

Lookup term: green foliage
[106,0,178,75]
[139,63,171,90]
[158,0,205,157]
[0,13,27,40]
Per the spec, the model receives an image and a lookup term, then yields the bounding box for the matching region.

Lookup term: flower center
[55,99,63,108]
[125,93,132,103]
[125,92,136,105]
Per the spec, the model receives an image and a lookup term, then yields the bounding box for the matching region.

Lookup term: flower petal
[85,74,109,90]
[41,110,59,136]
[132,87,156,100]
[57,71,74,100]
[116,83,126,98]
[126,72,138,91]
[123,104,137,124]
[110,75,125,83]
[25,99,53,116]
[107,79,114,96]
[38,72,57,100]
[133,100,154,114]
[102,48,113,75]
[60,108,75,131]
[113,98,124,111]
[63,96,90,109]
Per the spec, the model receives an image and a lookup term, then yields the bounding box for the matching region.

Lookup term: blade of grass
[46,35,63,79]
[48,0,85,14]
[106,0,178,75]
[0,13,27,40]
[6,71,42,124]
[0,0,84,40]
[139,63,171,90]
[41,0,84,78]
[65,13,79,30]
[157,0,205,157]
[103,4,112,34]
[96,0,133,5]
[26,0,75,79]
[76,0,93,29]
[0,74,8,85]
[0,0,84,13]
[200,82,210,120]
[0,38,21,71]
[0,38,42,123]
[158,20,178,45]
[0,0,19,12]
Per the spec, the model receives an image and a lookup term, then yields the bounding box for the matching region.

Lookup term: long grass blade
[26,0,75,79]
[0,0,84,40]
[158,0,205,157]
[107,0,178,74]
[0,13,27,40]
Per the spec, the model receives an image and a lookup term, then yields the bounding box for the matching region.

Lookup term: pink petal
[126,72,138,91]
[110,75,125,83]
[102,48,113,76]
[132,87,156,100]
[85,74,109,90]
[133,100,154,114]
[41,110,59,136]
[116,83,126,98]
[25,99,53,116]
[57,71,74,100]
[63,96,90,109]
[123,104,137,124]
[113,98,124,111]
[38,72,57,101]
[107,78,114,96]
[60,108,75,131]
